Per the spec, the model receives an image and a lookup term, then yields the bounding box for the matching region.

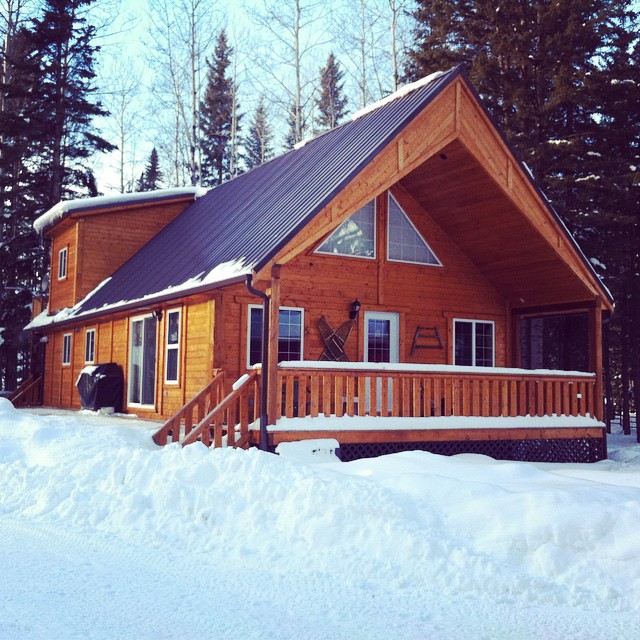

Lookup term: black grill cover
[76,363,124,412]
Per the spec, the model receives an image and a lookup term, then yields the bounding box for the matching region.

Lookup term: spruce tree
[245,96,274,170]
[200,29,240,186]
[136,148,163,192]
[315,52,348,132]
[0,0,113,390]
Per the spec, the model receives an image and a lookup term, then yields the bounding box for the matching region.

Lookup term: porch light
[153,309,163,321]
[350,299,361,320]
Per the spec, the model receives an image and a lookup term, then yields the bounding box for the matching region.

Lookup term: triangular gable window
[315,200,376,259]
[387,193,441,266]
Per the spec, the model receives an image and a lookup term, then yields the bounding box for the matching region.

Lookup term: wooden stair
[8,374,42,408]
[152,370,261,448]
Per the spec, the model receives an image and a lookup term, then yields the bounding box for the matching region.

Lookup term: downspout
[245,274,270,451]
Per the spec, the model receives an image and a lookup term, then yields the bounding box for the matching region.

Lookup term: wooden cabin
[25,67,613,462]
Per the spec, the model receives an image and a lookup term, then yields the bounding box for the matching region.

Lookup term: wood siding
[46,200,190,312]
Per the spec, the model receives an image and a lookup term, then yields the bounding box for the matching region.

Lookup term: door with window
[128,315,158,407]
[364,311,399,413]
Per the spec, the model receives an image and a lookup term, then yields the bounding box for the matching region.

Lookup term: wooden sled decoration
[411,325,443,354]
[318,316,354,361]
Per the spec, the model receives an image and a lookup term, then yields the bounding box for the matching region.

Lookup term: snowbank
[1,400,640,639]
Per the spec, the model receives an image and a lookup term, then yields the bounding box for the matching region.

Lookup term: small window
[62,333,72,365]
[165,309,181,383]
[454,320,494,367]
[248,305,304,367]
[58,247,68,280]
[315,200,376,259]
[387,193,440,265]
[84,328,96,364]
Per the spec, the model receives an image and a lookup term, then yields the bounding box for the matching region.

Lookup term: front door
[364,312,399,413]
[128,315,158,407]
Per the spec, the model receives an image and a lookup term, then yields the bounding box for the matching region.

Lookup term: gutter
[245,274,270,451]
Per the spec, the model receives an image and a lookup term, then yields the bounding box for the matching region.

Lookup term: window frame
[453,319,495,367]
[84,328,96,364]
[58,246,68,280]
[247,304,305,368]
[164,308,181,384]
[387,192,442,267]
[314,200,377,260]
[62,333,72,366]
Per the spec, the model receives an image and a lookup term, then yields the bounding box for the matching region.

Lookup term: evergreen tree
[0,0,113,390]
[200,29,241,186]
[244,96,274,170]
[284,101,309,150]
[315,52,348,132]
[136,148,163,192]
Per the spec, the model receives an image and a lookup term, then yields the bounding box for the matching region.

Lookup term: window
[62,333,72,365]
[387,193,440,265]
[58,246,68,280]
[84,329,96,364]
[316,200,376,259]
[454,320,494,367]
[165,309,181,383]
[128,315,158,406]
[248,305,304,367]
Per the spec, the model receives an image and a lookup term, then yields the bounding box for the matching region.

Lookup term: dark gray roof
[59,67,461,320]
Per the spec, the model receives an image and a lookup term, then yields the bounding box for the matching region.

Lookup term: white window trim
[164,308,181,385]
[58,246,68,280]
[247,304,305,368]
[387,192,442,267]
[62,333,72,366]
[314,200,377,260]
[128,313,157,409]
[84,328,96,364]
[453,318,495,367]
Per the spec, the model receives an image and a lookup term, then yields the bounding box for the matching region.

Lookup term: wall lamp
[349,298,361,320]
[152,309,163,321]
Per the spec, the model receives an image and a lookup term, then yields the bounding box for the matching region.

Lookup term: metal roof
[67,66,461,318]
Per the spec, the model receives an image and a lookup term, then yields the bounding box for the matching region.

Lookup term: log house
[24,67,614,462]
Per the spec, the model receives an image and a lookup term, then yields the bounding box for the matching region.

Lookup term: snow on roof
[25,258,252,330]
[351,71,445,121]
[33,187,208,234]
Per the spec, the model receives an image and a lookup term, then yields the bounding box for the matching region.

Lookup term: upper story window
[454,319,494,367]
[315,200,376,259]
[248,305,304,367]
[165,309,181,384]
[85,328,96,364]
[58,246,68,280]
[387,193,441,266]
[62,333,72,366]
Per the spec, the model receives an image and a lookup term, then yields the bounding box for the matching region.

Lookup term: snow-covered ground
[1,399,639,639]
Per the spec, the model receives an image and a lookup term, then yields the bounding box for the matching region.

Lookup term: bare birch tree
[146,0,218,186]
[249,0,328,146]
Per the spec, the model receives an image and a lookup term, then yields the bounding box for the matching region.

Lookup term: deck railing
[153,370,226,445]
[275,363,596,421]
[181,370,261,447]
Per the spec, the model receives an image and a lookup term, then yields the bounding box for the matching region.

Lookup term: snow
[33,187,208,234]
[351,71,446,121]
[2,399,640,639]
[280,359,595,378]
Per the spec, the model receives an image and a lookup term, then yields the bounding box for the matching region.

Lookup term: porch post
[589,300,604,421]
[267,265,282,426]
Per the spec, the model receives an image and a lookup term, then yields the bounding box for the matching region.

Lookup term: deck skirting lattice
[335,436,606,463]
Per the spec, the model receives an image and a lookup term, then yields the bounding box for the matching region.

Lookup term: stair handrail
[8,374,42,408]
[181,370,260,448]
[152,370,225,445]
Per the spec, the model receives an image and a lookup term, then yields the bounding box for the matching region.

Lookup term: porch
[153,362,606,463]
